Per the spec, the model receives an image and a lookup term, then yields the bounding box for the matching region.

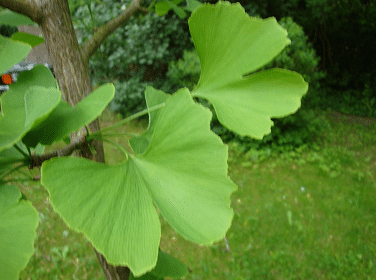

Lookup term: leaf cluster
[0,2,309,279]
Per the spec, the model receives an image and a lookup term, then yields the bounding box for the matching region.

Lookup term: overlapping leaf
[11,32,44,48]
[0,9,35,26]
[23,83,115,147]
[0,35,31,74]
[149,249,188,278]
[41,89,236,276]
[189,1,308,139]
[129,87,169,154]
[0,184,39,280]
[0,65,60,152]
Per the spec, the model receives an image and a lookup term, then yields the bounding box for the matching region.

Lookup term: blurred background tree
[2,0,374,152]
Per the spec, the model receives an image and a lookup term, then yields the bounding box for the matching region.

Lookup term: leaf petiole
[14,144,30,159]
[0,164,28,180]
[88,103,165,139]
[100,138,129,159]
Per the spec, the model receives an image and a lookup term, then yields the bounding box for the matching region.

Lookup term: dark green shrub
[0,24,17,37]
[109,77,150,117]
[73,0,191,85]
[263,17,325,90]
[162,49,200,93]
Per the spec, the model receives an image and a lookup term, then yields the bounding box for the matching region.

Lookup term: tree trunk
[37,0,129,279]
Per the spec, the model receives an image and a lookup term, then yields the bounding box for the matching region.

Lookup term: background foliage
[71,0,192,116]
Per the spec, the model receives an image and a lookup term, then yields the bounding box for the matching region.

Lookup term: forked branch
[82,0,144,61]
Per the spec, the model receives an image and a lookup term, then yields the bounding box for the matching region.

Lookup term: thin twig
[82,0,144,60]
[29,134,87,169]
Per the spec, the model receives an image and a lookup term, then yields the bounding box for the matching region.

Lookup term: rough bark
[37,1,128,278]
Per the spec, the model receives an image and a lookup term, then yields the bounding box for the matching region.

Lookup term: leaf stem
[100,138,129,159]
[88,103,165,139]
[13,144,30,159]
[0,164,27,180]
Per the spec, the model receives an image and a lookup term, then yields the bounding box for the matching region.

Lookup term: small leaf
[11,32,44,48]
[155,0,184,16]
[185,0,202,12]
[41,89,236,276]
[0,86,61,152]
[189,2,308,139]
[0,184,39,280]
[23,83,115,147]
[150,250,188,278]
[0,35,31,74]
[167,0,187,19]
[0,9,35,26]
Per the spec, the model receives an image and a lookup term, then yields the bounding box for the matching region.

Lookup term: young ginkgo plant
[0,1,308,279]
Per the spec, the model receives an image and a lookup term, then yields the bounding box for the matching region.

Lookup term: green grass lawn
[17,109,376,279]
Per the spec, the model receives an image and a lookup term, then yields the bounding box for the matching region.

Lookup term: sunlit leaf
[0,35,31,74]
[23,83,115,147]
[0,184,39,280]
[189,1,308,139]
[11,32,44,48]
[0,9,35,26]
[41,89,236,276]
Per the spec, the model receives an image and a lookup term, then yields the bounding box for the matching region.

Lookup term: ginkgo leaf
[0,86,61,152]
[0,65,60,151]
[0,184,39,280]
[11,32,44,48]
[22,83,115,147]
[41,89,236,276]
[0,9,35,26]
[150,249,188,278]
[189,1,308,139]
[0,35,31,74]
[185,0,202,12]
[129,87,169,154]
[155,0,183,16]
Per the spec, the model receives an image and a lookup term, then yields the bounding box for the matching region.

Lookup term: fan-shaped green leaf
[189,1,308,139]
[0,184,39,280]
[42,157,161,276]
[23,83,115,147]
[150,250,188,278]
[0,85,61,152]
[11,32,44,48]
[0,9,35,26]
[0,35,31,74]
[41,89,236,276]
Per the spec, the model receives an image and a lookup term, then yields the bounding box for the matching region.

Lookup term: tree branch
[29,134,88,169]
[82,0,144,61]
[0,0,44,24]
